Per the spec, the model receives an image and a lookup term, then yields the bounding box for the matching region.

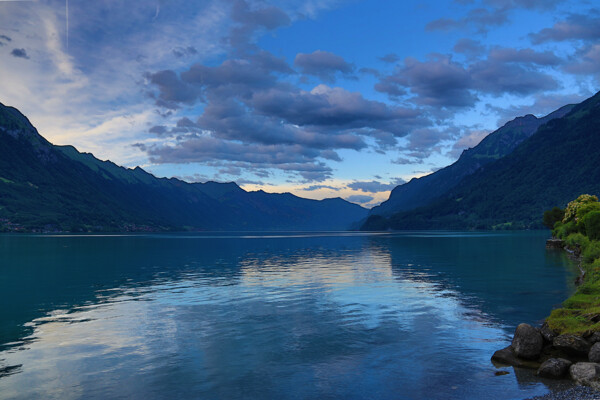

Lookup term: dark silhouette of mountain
[362,91,600,230]
[371,104,574,217]
[0,103,367,232]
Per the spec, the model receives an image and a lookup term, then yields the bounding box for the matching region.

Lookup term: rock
[540,323,558,343]
[512,323,544,359]
[546,238,565,249]
[589,342,600,363]
[588,332,600,344]
[570,362,600,385]
[553,334,591,357]
[537,358,572,379]
[491,346,541,369]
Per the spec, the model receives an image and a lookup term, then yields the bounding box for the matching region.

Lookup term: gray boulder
[589,342,600,363]
[537,358,572,379]
[570,362,600,385]
[540,323,558,343]
[511,323,544,359]
[491,346,540,369]
[588,332,600,344]
[553,334,591,357]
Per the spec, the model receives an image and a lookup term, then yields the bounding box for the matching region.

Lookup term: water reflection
[0,232,578,399]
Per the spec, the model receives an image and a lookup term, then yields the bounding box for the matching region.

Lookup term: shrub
[555,220,579,239]
[564,194,599,223]
[583,241,600,264]
[565,232,590,250]
[585,211,600,241]
[544,207,565,229]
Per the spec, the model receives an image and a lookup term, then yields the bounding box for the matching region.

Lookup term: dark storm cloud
[11,48,29,59]
[347,178,406,193]
[530,11,600,44]
[294,50,354,82]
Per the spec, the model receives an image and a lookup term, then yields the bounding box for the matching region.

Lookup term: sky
[0,0,599,208]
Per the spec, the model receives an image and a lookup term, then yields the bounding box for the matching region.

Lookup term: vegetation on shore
[545,194,600,334]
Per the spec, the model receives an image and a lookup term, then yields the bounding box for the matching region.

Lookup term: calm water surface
[0,231,577,399]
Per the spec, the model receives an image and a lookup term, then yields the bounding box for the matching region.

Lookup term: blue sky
[0,0,598,207]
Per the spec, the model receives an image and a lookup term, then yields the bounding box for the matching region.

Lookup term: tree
[543,207,565,229]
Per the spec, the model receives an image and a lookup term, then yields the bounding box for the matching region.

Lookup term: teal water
[0,231,577,399]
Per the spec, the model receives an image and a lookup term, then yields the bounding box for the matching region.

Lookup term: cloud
[426,8,509,33]
[449,129,488,158]
[172,46,197,58]
[301,184,340,191]
[483,0,562,11]
[377,55,476,107]
[346,178,405,193]
[530,11,600,44]
[228,0,291,49]
[375,50,561,108]
[345,194,373,204]
[379,53,399,63]
[10,48,29,59]
[146,70,200,109]
[487,47,562,66]
[453,38,485,56]
[294,50,354,82]
[564,44,600,75]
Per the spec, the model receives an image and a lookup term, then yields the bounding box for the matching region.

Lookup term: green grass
[0,177,13,184]
[547,212,600,334]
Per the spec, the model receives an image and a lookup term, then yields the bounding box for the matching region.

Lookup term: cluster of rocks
[492,323,600,389]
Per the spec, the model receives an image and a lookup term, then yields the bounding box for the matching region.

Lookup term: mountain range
[0,103,367,232]
[363,91,600,230]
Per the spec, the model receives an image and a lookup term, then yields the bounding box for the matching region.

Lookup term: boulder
[553,334,591,357]
[570,362,600,385]
[589,343,600,363]
[491,346,541,369]
[511,323,544,359]
[540,323,558,343]
[588,332,600,344]
[537,358,572,379]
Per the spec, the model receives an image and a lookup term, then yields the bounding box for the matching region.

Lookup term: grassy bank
[545,194,600,334]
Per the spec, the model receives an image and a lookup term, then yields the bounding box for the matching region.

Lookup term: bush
[563,194,599,223]
[565,232,590,250]
[544,207,565,229]
[583,241,600,264]
[585,211,600,241]
[555,220,579,239]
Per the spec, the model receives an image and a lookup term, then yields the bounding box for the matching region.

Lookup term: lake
[0,231,578,399]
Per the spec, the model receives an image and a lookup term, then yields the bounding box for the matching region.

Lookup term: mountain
[362,91,600,230]
[0,103,367,232]
[371,104,575,217]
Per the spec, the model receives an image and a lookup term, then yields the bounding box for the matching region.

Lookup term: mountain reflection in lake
[0,231,577,399]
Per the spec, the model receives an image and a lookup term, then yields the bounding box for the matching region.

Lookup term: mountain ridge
[0,102,367,232]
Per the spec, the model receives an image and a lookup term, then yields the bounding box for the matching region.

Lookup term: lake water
[0,231,578,399]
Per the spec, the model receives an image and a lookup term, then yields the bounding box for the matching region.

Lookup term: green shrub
[544,207,565,229]
[555,220,578,238]
[565,232,590,250]
[585,211,600,241]
[564,194,599,223]
[583,241,600,264]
